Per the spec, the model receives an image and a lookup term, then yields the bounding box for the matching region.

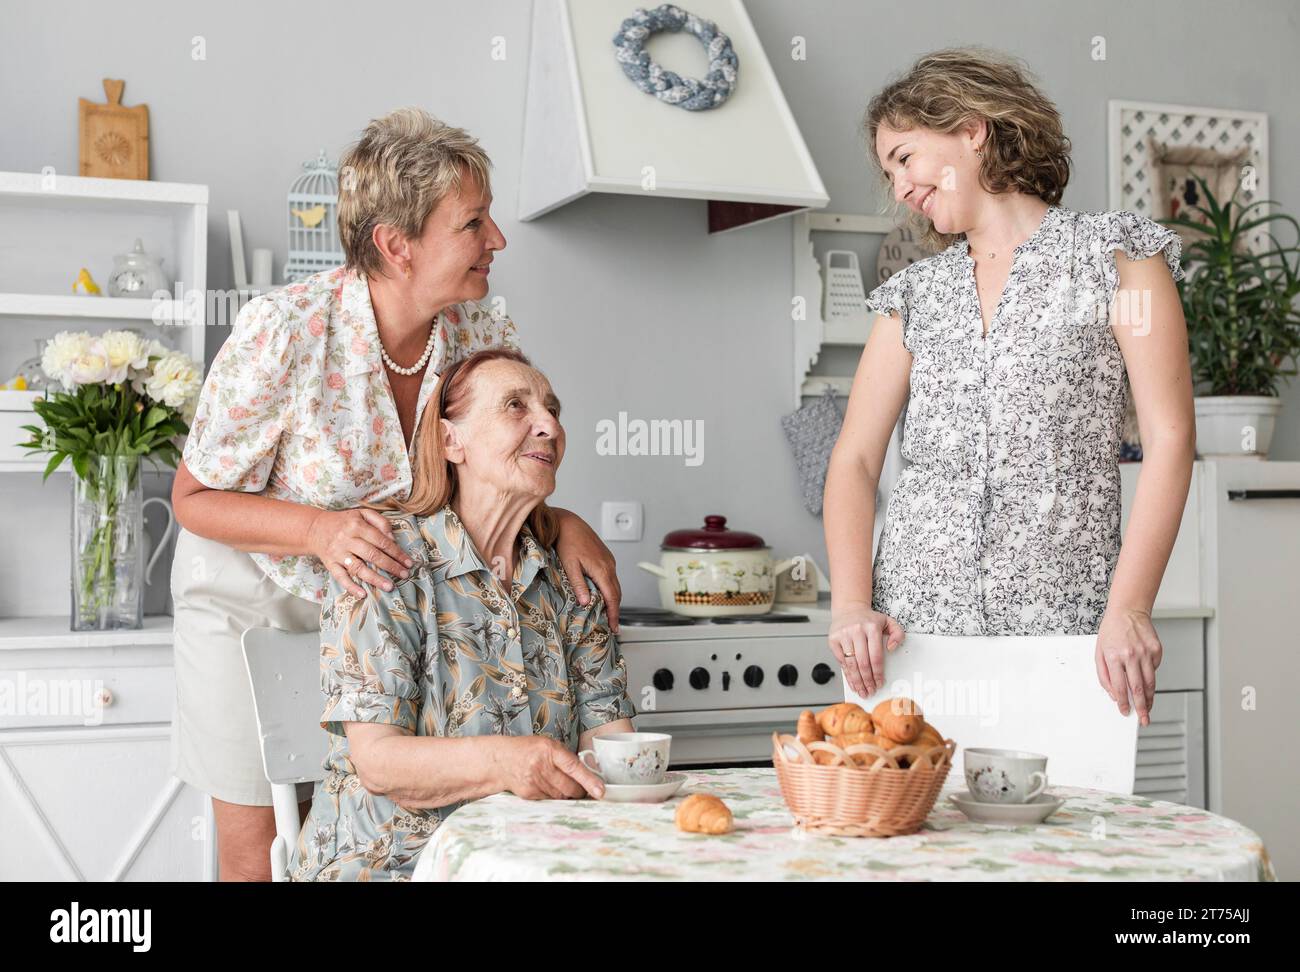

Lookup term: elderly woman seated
[288,347,636,881]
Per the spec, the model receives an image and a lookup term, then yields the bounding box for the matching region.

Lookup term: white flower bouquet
[21,329,201,477]
[19,329,202,629]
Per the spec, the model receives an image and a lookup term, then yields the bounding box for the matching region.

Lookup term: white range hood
[519,0,828,231]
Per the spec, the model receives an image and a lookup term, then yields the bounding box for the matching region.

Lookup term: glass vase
[15,338,54,392]
[71,454,145,630]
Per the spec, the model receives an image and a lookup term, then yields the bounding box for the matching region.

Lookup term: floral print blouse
[864,206,1186,636]
[287,505,637,881]
[182,265,519,601]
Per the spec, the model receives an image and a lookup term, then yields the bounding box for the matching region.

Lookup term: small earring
[404,264,412,279]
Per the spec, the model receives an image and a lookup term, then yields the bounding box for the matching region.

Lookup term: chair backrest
[241,626,329,881]
[844,632,1138,793]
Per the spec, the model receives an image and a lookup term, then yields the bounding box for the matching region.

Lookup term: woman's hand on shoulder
[553,508,622,633]
[828,602,904,699]
[494,735,605,801]
[308,508,416,598]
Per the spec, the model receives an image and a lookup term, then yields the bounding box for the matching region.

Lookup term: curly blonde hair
[863,47,1072,251]
[337,107,494,278]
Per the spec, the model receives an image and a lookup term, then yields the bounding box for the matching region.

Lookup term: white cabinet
[1122,459,1300,880]
[1133,689,1205,808]
[0,619,212,881]
[1132,617,1205,808]
[0,170,215,880]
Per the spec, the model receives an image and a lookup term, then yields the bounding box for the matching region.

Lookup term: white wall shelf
[0,293,191,323]
[0,169,209,476]
[792,210,895,405]
[0,170,207,208]
[0,614,173,651]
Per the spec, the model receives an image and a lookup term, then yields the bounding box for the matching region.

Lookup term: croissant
[818,702,872,736]
[914,721,944,750]
[872,697,924,744]
[831,731,886,750]
[675,793,734,834]
[832,732,893,767]
[797,709,824,745]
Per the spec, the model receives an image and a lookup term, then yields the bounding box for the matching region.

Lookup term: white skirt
[169,528,319,806]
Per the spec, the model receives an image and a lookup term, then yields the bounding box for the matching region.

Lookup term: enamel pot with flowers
[637,515,796,617]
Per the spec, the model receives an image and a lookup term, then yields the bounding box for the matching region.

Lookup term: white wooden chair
[843,632,1139,793]
[241,627,329,882]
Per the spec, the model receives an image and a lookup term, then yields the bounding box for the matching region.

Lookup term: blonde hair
[863,47,1072,251]
[337,107,494,278]
[377,348,559,548]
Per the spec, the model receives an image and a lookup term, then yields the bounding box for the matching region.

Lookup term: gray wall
[3,0,1298,617]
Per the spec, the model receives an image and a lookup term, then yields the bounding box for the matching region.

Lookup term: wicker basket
[772,731,957,837]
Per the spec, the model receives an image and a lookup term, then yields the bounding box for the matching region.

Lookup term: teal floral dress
[287,505,636,881]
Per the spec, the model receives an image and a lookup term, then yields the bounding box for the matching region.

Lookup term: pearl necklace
[378,319,437,376]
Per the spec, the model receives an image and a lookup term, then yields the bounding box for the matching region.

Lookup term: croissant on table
[675,793,734,834]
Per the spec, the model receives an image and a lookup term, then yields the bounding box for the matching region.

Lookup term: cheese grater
[821,250,869,326]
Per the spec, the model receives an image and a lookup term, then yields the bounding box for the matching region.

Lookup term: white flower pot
[1193,396,1283,459]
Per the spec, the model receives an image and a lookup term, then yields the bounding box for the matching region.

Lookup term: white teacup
[964,748,1049,804]
[578,732,671,786]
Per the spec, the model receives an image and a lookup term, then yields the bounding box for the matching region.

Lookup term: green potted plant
[1163,172,1300,458]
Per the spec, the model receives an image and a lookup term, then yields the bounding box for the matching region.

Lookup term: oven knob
[778,664,798,686]
[811,662,835,685]
[689,667,710,690]
[652,669,674,692]
[743,665,763,688]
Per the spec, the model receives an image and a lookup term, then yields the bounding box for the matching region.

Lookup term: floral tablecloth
[411,768,1276,882]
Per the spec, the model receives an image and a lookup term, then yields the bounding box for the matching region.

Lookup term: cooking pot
[637,515,796,617]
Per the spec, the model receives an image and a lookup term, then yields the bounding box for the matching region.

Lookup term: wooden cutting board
[79,78,149,180]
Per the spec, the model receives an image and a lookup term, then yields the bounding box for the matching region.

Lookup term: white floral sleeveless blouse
[863,205,1186,635]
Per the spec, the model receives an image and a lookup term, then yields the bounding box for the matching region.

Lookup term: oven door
[632,705,807,767]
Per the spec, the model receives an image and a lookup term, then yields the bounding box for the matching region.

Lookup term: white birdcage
[284,149,344,282]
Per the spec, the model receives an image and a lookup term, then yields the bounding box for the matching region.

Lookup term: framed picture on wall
[1107,100,1269,461]
[1107,100,1270,254]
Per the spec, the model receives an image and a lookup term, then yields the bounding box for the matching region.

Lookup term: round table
[411,768,1276,881]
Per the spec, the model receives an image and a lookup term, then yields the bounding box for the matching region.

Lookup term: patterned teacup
[964,748,1049,804]
[578,732,671,785]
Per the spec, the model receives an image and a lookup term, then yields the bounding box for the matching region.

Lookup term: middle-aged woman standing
[824,48,1195,727]
[170,108,622,881]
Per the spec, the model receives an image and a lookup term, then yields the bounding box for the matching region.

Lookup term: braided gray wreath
[612,4,739,111]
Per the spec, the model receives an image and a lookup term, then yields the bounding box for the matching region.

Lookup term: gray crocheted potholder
[780,387,844,516]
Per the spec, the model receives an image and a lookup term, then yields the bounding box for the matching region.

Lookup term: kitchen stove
[618,606,811,626]
[617,603,842,767]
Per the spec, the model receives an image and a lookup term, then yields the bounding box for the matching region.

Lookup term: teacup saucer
[947,790,1065,824]
[597,772,687,803]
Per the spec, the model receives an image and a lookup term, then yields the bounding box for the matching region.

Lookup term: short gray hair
[338,107,494,277]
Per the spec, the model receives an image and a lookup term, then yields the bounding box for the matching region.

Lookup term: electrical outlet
[600,501,643,542]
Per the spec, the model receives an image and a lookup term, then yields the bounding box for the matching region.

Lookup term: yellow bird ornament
[291,204,328,228]
[72,268,102,295]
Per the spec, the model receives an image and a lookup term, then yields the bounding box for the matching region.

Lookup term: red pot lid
[662,515,767,550]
